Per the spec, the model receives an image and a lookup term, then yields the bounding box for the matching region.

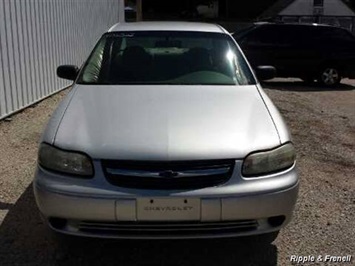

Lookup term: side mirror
[255,66,276,81]
[57,65,79,81]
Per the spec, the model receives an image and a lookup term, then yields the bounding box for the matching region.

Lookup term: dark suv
[233,23,355,86]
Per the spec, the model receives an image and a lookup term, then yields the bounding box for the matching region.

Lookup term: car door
[311,27,355,62]
[237,25,280,69]
[269,25,320,77]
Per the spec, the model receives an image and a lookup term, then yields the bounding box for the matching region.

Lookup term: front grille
[102,160,235,190]
[78,220,258,237]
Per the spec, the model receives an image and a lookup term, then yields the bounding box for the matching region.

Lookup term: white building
[260,0,355,32]
[0,0,121,120]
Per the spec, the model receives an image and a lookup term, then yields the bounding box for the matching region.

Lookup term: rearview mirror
[57,65,79,81]
[255,66,276,81]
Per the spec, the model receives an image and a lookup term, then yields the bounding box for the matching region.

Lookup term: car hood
[54,85,280,160]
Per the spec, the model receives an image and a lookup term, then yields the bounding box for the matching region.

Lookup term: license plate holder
[137,198,201,221]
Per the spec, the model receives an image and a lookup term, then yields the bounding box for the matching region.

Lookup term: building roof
[342,0,355,12]
[259,0,355,19]
[259,0,295,19]
[108,22,227,33]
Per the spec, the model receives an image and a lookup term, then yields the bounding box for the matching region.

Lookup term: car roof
[254,22,337,28]
[108,22,227,34]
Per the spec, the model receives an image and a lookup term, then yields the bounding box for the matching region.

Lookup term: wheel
[319,67,341,86]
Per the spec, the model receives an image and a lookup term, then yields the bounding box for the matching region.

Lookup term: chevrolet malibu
[34,22,299,241]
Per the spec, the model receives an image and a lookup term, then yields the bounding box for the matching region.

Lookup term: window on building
[313,0,324,7]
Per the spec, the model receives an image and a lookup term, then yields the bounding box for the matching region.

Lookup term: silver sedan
[34,22,298,241]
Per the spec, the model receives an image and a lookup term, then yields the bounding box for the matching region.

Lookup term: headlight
[242,143,296,177]
[38,143,94,177]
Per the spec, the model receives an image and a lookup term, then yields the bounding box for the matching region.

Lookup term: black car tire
[319,66,341,87]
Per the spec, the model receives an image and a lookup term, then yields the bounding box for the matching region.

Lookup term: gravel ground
[0,79,354,266]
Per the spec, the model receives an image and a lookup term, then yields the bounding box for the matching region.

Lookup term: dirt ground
[0,79,354,266]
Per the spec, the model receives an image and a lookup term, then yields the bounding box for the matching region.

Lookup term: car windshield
[77,31,256,85]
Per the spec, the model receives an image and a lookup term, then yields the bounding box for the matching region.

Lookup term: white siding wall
[323,0,355,16]
[280,0,355,16]
[280,0,313,15]
[0,0,120,120]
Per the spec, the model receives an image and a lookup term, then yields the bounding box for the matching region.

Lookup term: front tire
[319,67,341,86]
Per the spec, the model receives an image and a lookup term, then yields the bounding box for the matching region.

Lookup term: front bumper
[33,160,299,239]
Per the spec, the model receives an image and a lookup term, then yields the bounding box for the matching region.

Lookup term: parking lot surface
[0,79,354,265]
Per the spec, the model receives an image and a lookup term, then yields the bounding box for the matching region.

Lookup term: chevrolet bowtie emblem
[159,170,179,178]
